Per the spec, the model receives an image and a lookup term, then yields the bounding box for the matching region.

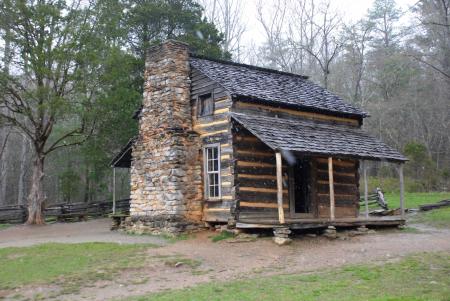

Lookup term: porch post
[112,167,116,214]
[363,160,369,219]
[328,157,335,221]
[399,163,405,218]
[276,152,285,224]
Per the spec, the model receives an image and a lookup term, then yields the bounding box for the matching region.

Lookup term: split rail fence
[0,199,130,224]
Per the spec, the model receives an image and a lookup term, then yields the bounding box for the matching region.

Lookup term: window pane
[209,173,216,186]
[205,146,220,198]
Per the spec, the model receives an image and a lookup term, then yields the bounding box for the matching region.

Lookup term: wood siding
[191,71,361,223]
[232,127,360,221]
[315,157,360,218]
[233,126,290,220]
[232,100,361,126]
[190,67,234,222]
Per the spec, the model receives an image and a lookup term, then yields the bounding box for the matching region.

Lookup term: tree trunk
[26,155,46,225]
[0,131,10,205]
[17,134,29,206]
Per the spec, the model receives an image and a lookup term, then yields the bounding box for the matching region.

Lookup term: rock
[323,232,337,239]
[232,228,244,235]
[273,236,292,246]
[174,262,183,268]
[323,226,337,239]
[306,233,317,238]
[237,233,259,239]
[367,229,376,234]
[357,226,369,232]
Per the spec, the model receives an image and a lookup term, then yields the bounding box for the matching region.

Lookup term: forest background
[0,0,448,208]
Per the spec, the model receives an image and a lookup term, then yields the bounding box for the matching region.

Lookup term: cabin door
[289,159,313,218]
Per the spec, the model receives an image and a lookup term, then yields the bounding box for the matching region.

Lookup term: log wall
[233,100,360,126]
[190,67,234,222]
[232,126,289,220]
[190,74,362,223]
[315,158,360,218]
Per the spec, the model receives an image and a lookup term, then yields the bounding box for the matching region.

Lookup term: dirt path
[2,221,450,301]
[0,219,167,248]
[65,224,450,300]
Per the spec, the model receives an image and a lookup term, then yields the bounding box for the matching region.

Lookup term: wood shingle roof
[190,56,367,117]
[231,113,407,162]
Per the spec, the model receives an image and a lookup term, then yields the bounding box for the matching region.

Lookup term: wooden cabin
[111,40,407,234]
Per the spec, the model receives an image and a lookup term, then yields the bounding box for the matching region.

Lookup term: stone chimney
[129,40,203,235]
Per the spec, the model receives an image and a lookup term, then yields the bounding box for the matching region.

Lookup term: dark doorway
[289,159,311,216]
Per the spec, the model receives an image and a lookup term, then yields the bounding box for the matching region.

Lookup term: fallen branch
[419,200,450,211]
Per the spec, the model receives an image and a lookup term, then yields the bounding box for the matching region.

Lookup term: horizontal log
[317,183,358,195]
[239,201,289,209]
[234,101,359,125]
[238,174,277,180]
[316,172,356,183]
[316,163,356,173]
[237,191,281,202]
[239,187,288,193]
[316,158,356,167]
[236,149,273,157]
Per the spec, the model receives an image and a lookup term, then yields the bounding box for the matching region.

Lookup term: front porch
[236,215,405,229]
[231,113,408,231]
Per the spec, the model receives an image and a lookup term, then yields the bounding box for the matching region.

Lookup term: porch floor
[236,215,406,229]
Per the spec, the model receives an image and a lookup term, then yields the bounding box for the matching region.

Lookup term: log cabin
[111,40,407,235]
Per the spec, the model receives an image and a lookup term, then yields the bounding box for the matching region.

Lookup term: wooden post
[399,164,405,218]
[363,160,369,219]
[328,157,335,221]
[112,167,116,215]
[276,152,285,224]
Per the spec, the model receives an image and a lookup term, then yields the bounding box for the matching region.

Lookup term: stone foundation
[120,216,203,236]
[129,40,203,233]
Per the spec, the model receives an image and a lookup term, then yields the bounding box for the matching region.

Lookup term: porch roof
[231,113,407,163]
[110,137,136,168]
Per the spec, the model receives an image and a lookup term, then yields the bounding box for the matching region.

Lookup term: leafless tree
[200,0,246,59]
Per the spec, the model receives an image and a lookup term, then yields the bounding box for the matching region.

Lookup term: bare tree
[200,0,246,59]
[256,0,300,71]
[297,1,344,88]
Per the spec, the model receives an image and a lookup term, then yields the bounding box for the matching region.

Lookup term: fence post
[113,167,116,215]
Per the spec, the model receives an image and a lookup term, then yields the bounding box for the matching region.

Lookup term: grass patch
[127,252,450,301]
[0,223,10,230]
[411,208,450,228]
[384,192,450,209]
[210,231,235,242]
[0,242,155,291]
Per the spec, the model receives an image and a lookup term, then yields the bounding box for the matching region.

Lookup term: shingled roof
[231,113,406,162]
[190,56,367,117]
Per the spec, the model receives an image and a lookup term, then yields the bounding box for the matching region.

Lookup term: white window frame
[203,144,221,199]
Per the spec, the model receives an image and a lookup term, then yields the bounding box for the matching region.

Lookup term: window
[197,93,214,117]
[204,145,221,199]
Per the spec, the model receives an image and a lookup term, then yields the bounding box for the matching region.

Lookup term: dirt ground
[1,219,450,301]
[0,219,167,248]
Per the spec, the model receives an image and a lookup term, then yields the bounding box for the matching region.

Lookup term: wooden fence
[0,198,130,224]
